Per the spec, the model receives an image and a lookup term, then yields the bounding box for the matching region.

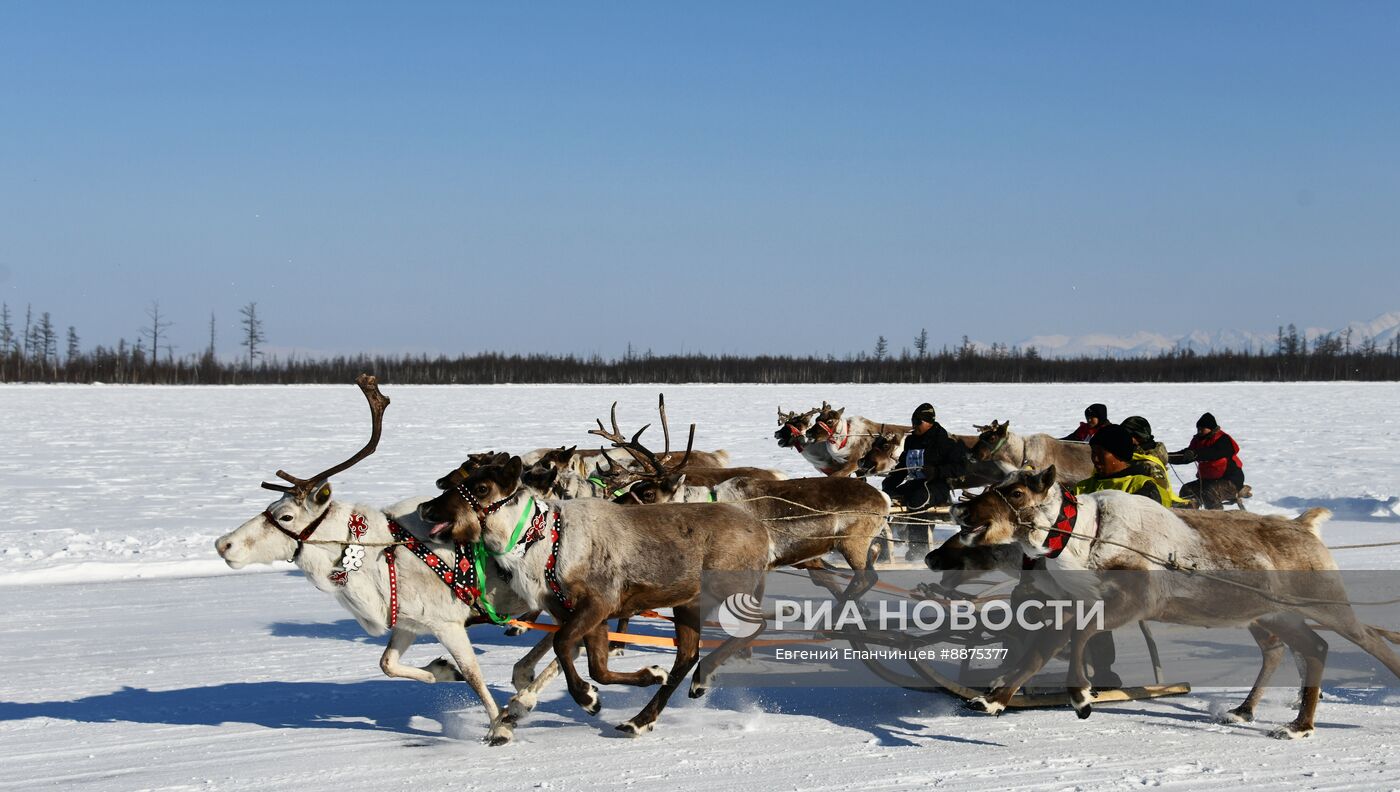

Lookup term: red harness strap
[817,420,849,450]
[386,520,483,628]
[539,510,574,613]
[1022,487,1079,570]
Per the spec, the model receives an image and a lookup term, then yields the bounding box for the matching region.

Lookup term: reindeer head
[591,397,695,505]
[521,446,574,494]
[923,534,1026,590]
[948,466,1058,547]
[855,428,906,476]
[775,406,820,447]
[418,455,526,544]
[969,420,1010,462]
[216,374,390,567]
[805,403,845,443]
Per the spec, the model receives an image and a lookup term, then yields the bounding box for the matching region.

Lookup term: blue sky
[2,1,1397,358]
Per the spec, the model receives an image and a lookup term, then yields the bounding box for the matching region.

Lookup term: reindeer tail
[1294,507,1332,537]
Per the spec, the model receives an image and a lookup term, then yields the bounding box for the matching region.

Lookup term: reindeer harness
[263,505,333,562]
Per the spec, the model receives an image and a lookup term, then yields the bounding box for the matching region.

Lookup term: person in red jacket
[1169,412,1245,509]
[1062,403,1108,441]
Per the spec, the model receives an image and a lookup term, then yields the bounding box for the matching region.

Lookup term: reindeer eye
[279,514,293,522]
[474,484,489,496]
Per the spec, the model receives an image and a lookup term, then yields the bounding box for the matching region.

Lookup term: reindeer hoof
[965,697,1005,716]
[1269,723,1314,740]
[1069,687,1094,719]
[579,686,601,716]
[503,624,527,637]
[1219,707,1254,724]
[616,719,654,737]
[643,665,669,686]
[487,732,512,747]
[426,657,464,682]
[689,681,709,699]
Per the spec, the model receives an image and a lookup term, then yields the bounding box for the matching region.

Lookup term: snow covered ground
[2,383,1399,790]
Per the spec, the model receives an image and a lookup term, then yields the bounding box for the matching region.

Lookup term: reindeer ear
[562,445,577,462]
[502,456,524,485]
[1034,466,1057,493]
[313,482,332,505]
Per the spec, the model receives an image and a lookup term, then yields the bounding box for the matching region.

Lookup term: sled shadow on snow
[0,680,478,738]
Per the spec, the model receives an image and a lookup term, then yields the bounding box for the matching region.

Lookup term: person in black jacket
[882,402,970,560]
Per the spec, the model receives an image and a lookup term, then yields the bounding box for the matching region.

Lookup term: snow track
[2,383,1399,789]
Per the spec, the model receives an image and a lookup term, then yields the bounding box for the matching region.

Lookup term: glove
[1168,449,1196,465]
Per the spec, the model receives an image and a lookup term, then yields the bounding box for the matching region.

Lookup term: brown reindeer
[600,413,892,599]
[947,466,1400,738]
[969,420,1093,484]
[417,455,773,739]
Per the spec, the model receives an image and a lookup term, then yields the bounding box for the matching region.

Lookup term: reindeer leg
[967,623,1070,715]
[378,627,462,683]
[488,636,573,747]
[692,579,767,697]
[582,623,669,687]
[1220,623,1287,724]
[1256,614,1328,739]
[1064,627,1099,719]
[551,602,611,717]
[433,626,502,725]
[619,606,704,736]
[610,615,631,654]
[511,631,555,691]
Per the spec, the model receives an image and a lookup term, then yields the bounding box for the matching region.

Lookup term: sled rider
[1119,415,1177,499]
[1062,403,1109,442]
[1067,424,1174,689]
[882,402,970,561]
[1169,412,1245,509]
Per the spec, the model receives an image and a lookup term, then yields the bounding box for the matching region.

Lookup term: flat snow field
[2,383,1399,791]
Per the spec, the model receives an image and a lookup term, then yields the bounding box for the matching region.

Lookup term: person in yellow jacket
[1119,415,1184,503]
[1066,423,1172,690]
[1074,424,1172,507]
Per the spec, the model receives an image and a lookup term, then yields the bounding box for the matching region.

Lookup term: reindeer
[215,376,524,731]
[946,466,1400,738]
[775,405,820,451]
[417,454,773,739]
[597,411,891,600]
[968,420,1093,484]
[798,405,910,478]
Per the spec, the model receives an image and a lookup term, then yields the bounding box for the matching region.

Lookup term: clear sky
[3,1,1397,358]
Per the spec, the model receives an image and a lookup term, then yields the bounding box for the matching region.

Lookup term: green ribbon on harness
[484,496,535,557]
[588,476,627,498]
[469,542,513,625]
[470,496,537,625]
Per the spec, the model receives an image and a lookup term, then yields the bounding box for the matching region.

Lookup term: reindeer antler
[589,400,696,480]
[262,373,390,498]
[589,402,666,477]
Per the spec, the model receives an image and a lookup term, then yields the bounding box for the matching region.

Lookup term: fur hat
[1090,424,1135,463]
[1196,412,1219,431]
[1120,415,1154,446]
[911,403,936,425]
[1085,403,1108,422]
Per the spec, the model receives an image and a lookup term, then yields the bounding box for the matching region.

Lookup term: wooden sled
[840,620,1191,709]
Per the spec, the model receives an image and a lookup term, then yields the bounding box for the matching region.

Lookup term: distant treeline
[3,320,1399,384]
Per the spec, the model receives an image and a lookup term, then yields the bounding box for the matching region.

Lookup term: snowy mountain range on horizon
[1012,310,1400,359]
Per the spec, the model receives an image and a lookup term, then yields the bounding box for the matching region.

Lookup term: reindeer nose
[215,538,233,557]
